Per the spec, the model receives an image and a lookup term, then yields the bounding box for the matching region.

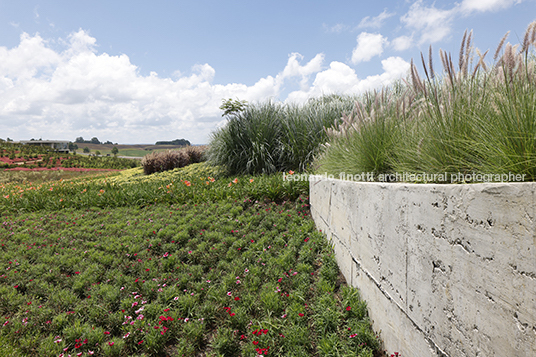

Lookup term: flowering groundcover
[0,167,382,356]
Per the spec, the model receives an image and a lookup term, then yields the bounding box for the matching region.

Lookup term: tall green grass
[207,96,356,175]
[317,22,536,182]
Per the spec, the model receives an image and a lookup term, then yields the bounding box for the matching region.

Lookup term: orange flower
[208,177,215,183]
[233,178,238,184]
[288,170,295,175]
[228,182,232,187]
[184,181,191,187]
[249,179,254,183]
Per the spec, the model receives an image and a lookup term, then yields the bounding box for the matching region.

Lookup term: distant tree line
[155,138,190,146]
[74,137,117,145]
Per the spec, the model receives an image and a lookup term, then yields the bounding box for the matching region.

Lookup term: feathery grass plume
[520,21,536,55]
[141,150,186,175]
[317,21,536,182]
[317,85,409,177]
[429,45,435,79]
[494,31,510,61]
[459,30,468,74]
[421,52,430,81]
[183,146,206,164]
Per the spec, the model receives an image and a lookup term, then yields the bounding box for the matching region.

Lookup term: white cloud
[0,29,411,144]
[351,32,388,64]
[286,57,410,103]
[400,1,455,45]
[0,30,290,144]
[323,23,349,33]
[358,9,395,29]
[392,35,414,51]
[460,0,524,13]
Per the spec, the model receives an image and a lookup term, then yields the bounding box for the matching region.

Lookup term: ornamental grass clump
[141,150,188,175]
[317,21,536,182]
[207,96,356,175]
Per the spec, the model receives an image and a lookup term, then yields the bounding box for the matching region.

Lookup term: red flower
[346,306,351,311]
[253,341,259,345]
[104,331,110,335]
[298,313,304,317]
[234,297,240,301]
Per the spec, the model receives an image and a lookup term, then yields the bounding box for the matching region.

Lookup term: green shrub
[207,96,356,175]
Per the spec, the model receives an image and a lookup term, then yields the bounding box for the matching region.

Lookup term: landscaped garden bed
[0,164,383,357]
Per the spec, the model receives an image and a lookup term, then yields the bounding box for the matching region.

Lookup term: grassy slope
[0,164,383,357]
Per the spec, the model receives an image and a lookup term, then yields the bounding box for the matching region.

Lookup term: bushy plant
[141,147,207,175]
[317,21,536,182]
[207,96,355,175]
[141,150,183,175]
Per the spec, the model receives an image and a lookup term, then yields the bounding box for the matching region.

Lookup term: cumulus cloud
[286,56,410,103]
[392,36,414,51]
[358,9,395,29]
[351,32,388,64]
[0,29,410,143]
[0,30,287,143]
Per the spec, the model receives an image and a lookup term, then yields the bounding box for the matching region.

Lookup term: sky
[0,0,535,144]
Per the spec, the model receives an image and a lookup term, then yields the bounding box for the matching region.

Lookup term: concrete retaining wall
[309,176,535,357]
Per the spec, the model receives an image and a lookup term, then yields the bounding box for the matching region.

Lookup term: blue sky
[0,0,535,144]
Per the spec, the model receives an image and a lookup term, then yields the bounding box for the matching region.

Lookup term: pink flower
[108,341,114,346]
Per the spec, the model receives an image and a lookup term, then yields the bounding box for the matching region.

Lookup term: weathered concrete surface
[310,176,536,357]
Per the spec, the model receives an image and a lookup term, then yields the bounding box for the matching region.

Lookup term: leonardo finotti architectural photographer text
[283,172,527,183]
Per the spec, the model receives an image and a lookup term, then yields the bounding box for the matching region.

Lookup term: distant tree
[104,140,113,145]
[83,147,90,153]
[68,143,79,151]
[111,146,119,156]
[90,137,101,144]
[75,137,85,143]
[220,98,248,117]
[155,139,191,146]
[7,138,13,142]
[95,150,101,156]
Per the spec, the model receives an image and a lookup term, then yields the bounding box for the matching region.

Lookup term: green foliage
[219,98,248,117]
[83,147,90,153]
[317,24,536,182]
[141,147,206,175]
[0,179,380,356]
[208,96,355,175]
[154,138,191,146]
